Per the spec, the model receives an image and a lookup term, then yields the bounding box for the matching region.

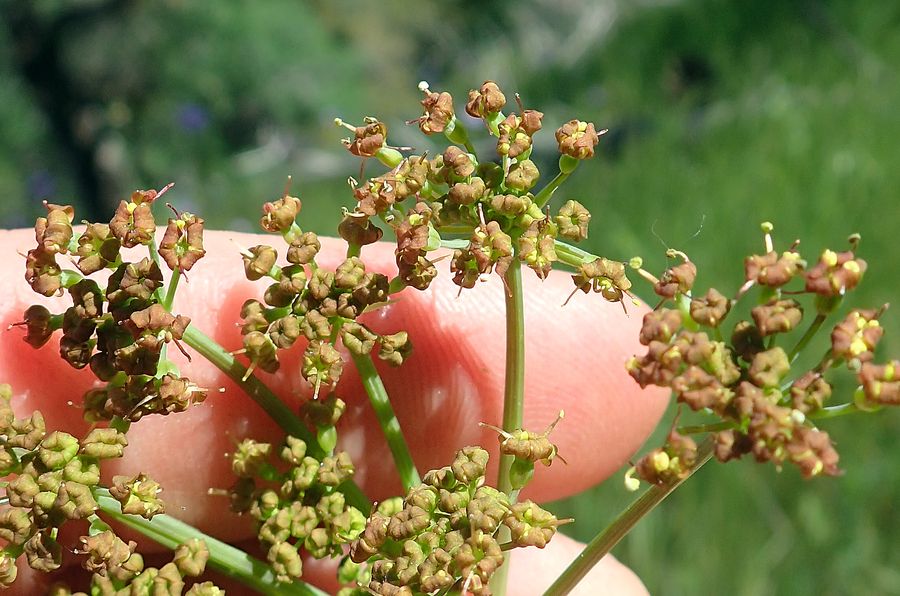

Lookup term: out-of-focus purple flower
[176,103,211,134]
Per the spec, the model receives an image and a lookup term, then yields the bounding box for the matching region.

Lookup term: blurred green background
[3,1,899,594]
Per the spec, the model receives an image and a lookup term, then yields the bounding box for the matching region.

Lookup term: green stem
[498,258,526,495]
[491,258,527,596]
[553,239,598,269]
[94,489,328,596]
[789,313,827,362]
[346,243,361,259]
[679,420,733,435]
[543,437,715,596]
[534,171,570,210]
[810,402,860,419]
[351,352,421,491]
[180,325,372,513]
[162,266,182,312]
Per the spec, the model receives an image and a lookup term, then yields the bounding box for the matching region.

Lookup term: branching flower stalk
[351,352,420,491]
[94,489,329,596]
[6,80,900,596]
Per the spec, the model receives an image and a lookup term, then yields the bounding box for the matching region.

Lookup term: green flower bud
[109,196,156,248]
[555,120,600,160]
[289,503,320,541]
[450,446,489,486]
[241,331,280,376]
[55,481,99,520]
[38,431,80,471]
[159,213,206,272]
[504,500,566,548]
[279,435,307,465]
[302,340,343,390]
[0,552,17,588]
[448,177,486,205]
[268,541,303,582]
[377,331,412,367]
[153,562,186,596]
[6,473,39,508]
[109,473,166,520]
[332,507,366,543]
[185,582,225,596]
[555,200,591,242]
[338,213,384,246]
[505,159,540,192]
[305,527,337,559]
[0,445,17,477]
[335,257,367,289]
[318,452,355,487]
[387,506,431,541]
[106,258,163,304]
[287,232,321,265]
[352,272,390,308]
[239,299,270,335]
[80,428,128,460]
[751,298,803,336]
[748,347,791,389]
[75,222,121,275]
[7,411,46,450]
[242,245,279,281]
[24,530,62,572]
[260,194,302,234]
[309,269,335,301]
[341,322,378,357]
[300,309,330,342]
[232,439,272,479]
[24,247,63,297]
[0,507,34,545]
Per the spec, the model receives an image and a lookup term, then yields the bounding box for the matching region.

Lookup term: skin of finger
[0,228,667,586]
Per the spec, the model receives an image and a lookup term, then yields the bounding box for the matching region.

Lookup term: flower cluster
[51,535,220,596]
[0,383,169,586]
[227,434,366,583]
[627,225,891,485]
[335,80,631,306]
[236,189,411,397]
[347,446,567,596]
[18,192,208,423]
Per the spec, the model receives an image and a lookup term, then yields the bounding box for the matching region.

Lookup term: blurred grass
[544,2,900,595]
[2,1,900,594]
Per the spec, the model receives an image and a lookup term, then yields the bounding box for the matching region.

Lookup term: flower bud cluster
[348,447,567,596]
[19,193,208,423]
[239,195,414,394]
[627,227,889,484]
[228,435,365,583]
[336,80,628,304]
[52,535,219,596]
[0,384,166,587]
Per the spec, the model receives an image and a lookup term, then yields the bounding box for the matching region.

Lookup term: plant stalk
[95,490,328,596]
[492,257,527,596]
[543,436,715,596]
[181,324,372,512]
[351,352,421,491]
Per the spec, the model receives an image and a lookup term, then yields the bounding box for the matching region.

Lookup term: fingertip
[509,533,649,596]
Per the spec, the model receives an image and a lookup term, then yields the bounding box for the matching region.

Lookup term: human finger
[0,228,667,586]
